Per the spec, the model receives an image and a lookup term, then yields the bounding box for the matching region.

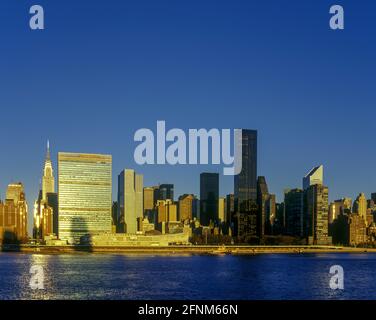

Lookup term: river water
[0,252,374,300]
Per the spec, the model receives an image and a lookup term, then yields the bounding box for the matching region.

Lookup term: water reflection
[0,253,376,300]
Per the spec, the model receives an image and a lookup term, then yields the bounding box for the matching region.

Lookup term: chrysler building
[42,140,55,201]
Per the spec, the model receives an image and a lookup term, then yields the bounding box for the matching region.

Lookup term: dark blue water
[0,252,375,300]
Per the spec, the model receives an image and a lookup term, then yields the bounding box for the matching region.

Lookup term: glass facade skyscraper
[158,184,174,201]
[200,173,219,226]
[58,153,112,244]
[234,129,258,237]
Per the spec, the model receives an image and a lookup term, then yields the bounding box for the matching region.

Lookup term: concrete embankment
[1,244,375,255]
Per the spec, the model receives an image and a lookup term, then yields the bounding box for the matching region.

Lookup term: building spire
[46,139,51,160]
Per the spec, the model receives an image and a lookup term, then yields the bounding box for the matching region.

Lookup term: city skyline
[2,0,376,306]
[1,0,376,234]
[1,139,376,236]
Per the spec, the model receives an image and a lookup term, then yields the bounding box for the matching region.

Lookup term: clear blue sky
[1,0,375,230]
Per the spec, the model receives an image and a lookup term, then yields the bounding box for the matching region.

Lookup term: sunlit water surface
[0,252,375,300]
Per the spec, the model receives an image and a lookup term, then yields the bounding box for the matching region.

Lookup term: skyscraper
[157,199,177,223]
[6,183,24,206]
[353,193,367,222]
[46,192,59,236]
[257,176,268,238]
[234,129,258,238]
[158,184,174,201]
[303,165,331,245]
[225,194,235,225]
[34,142,56,241]
[143,186,158,224]
[178,194,198,222]
[0,183,28,242]
[118,169,143,234]
[200,173,219,226]
[303,165,323,191]
[284,188,303,237]
[42,140,55,201]
[58,152,112,243]
[218,197,226,223]
[143,187,155,212]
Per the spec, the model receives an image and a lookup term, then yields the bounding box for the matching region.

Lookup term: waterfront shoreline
[1,245,375,255]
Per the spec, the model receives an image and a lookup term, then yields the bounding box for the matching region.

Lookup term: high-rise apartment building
[118,169,143,234]
[353,193,367,222]
[58,152,112,243]
[178,194,198,222]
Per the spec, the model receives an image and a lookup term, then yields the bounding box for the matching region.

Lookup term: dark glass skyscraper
[200,173,219,226]
[284,188,303,237]
[234,129,258,238]
[159,184,174,201]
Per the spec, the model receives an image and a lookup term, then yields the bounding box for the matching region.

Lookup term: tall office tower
[303,165,323,190]
[46,192,58,236]
[257,176,270,237]
[218,197,226,223]
[158,184,174,201]
[303,167,331,245]
[234,129,258,238]
[225,194,235,225]
[143,186,158,225]
[42,141,55,201]
[353,193,367,222]
[178,194,198,222]
[157,199,178,223]
[118,169,143,234]
[6,183,24,206]
[34,142,56,240]
[58,153,112,243]
[200,172,219,226]
[0,183,28,241]
[284,189,303,237]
